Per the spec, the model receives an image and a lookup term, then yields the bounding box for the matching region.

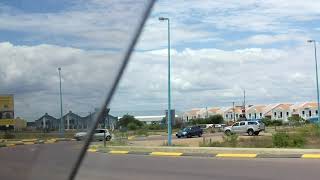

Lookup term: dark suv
[176,126,203,138]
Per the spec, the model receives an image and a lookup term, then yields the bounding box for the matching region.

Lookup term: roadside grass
[200,124,320,149]
[161,141,188,147]
[0,131,75,140]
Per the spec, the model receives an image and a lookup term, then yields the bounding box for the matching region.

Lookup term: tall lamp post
[308,40,320,124]
[159,16,172,146]
[58,67,64,136]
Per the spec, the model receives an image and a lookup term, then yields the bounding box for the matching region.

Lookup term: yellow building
[0,95,15,127]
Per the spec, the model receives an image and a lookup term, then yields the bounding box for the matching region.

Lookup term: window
[249,113,251,118]
[286,112,289,116]
[317,110,318,115]
[248,122,258,125]
[280,112,283,118]
[240,122,245,126]
[302,111,305,115]
[309,110,312,117]
[260,113,262,117]
[236,114,238,118]
[233,122,240,127]
[254,113,257,119]
[226,114,228,118]
[274,112,277,117]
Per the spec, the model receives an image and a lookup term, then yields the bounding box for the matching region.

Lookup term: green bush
[262,118,272,126]
[273,120,283,126]
[3,132,15,139]
[135,128,149,137]
[222,134,238,147]
[272,132,306,148]
[127,122,138,131]
[116,114,143,129]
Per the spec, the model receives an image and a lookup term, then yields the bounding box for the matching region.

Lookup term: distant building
[264,103,293,121]
[135,115,165,124]
[34,109,118,131]
[246,105,266,120]
[182,109,201,121]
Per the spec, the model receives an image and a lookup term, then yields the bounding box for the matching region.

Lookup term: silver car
[74,129,112,141]
[224,121,265,136]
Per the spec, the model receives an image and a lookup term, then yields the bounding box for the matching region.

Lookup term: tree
[207,115,224,124]
[116,114,143,129]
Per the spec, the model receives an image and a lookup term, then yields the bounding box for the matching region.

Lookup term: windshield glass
[0,1,153,180]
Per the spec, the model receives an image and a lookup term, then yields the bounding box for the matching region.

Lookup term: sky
[0,0,320,120]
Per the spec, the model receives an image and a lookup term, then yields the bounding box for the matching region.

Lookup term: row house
[183,102,319,122]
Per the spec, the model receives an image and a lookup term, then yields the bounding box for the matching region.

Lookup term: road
[1,142,320,180]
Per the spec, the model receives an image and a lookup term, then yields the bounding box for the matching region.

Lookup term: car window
[240,122,246,126]
[248,122,258,125]
[233,122,240,127]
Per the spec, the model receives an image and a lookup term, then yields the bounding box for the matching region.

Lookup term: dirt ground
[128,132,272,147]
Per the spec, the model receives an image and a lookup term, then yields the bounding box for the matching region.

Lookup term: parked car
[223,121,265,136]
[74,129,112,141]
[176,126,203,138]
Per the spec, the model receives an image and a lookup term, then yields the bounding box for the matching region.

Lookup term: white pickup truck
[224,121,265,136]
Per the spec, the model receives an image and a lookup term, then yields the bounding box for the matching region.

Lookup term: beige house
[182,109,201,121]
[223,106,243,122]
[246,105,266,120]
[264,103,293,121]
[291,102,318,119]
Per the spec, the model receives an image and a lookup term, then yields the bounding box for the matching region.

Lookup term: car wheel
[198,133,202,137]
[254,131,259,136]
[225,130,231,136]
[177,135,181,138]
[248,129,254,136]
[106,135,111,141]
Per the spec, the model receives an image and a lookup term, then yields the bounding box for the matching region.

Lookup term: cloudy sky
[0,0,320,120]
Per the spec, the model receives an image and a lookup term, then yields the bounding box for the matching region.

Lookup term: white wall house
[291,102,318,119]
[246,105,266,120]
[264,103,293,122]
[182,109,201,122]
[223,106,242,122]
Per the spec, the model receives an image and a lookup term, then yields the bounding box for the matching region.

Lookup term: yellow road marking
[6,144,16,147]
[216,154,257,158]
[88,149,98,152]
[109,150,129,154]
[23,142,35,145]
[150,152,183,156]
[128,136,135,140]
[302,154,320,158]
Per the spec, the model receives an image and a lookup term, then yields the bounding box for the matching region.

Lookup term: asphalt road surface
[1,142,320,180]
[78,153,320,180]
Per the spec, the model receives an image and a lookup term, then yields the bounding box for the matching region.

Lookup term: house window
[249,113,252,118]
[260,113,262,117]
[236,114,238,118]
[274,112,277,117]
[254,113,257,119]
[302,111,305,116]
[231,114,233,119]
[286,112,289,116]
[316,110,318,115]
[280,112,283,118]
[309,110,312,117]
[226,114,228,118]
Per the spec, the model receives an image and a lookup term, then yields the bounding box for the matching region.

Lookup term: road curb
[87,149,320,159]
[0,138,74,148]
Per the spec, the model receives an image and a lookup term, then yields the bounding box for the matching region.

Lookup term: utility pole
[233,102,235,122]
[58,67,64,136]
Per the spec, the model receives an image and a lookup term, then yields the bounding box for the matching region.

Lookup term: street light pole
[58,67,64,136]
[159,17,172,146]
[308,40,320,124]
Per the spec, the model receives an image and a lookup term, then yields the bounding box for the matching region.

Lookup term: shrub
[127,122,138,131]
[262,118,272,126]
[222,134,238,147]
[272,120,283,126]
[3,132,15,139]
[272,132,306,148]
[135,128,149,137]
